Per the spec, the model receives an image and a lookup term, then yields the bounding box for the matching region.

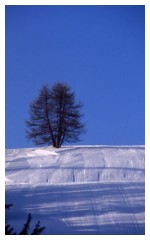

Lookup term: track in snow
[5,182,145,235]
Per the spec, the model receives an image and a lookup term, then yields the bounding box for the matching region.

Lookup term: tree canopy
[26,82,85,148]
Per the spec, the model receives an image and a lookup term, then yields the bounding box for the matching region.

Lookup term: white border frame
[1,0,149,239]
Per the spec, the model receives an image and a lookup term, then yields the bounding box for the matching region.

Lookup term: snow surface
[5,145,145,235]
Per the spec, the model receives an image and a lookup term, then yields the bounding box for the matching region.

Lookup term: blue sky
[5,5,145,148]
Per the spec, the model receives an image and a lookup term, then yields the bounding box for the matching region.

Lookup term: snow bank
[5,145,145,235]
[5,146,145,185]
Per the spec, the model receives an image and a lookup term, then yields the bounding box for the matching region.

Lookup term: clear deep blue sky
[5,5,145,148]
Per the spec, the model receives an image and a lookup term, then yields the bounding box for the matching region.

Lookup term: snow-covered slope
[5,146,145,235]
[5,145,144,184]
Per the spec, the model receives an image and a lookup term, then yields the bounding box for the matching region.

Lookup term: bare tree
[26,82,85,148]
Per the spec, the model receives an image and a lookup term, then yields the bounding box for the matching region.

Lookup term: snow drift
[5,145,145,235]
[5,145,144,184]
